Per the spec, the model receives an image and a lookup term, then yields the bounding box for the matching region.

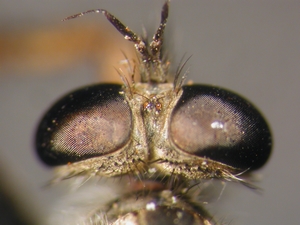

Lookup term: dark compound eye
[36,84,132,166]
[170,85,272,171]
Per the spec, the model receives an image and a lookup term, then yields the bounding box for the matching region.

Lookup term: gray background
[1,0,299,224]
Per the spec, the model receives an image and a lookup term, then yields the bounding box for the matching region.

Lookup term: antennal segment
[150,1,169,59]
[101,10,152,62]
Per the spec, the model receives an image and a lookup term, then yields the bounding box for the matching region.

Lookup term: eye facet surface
[36,84,132,166]
[170,85,272,170]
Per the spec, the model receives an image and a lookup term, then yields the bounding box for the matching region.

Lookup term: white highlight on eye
[146,202,156,211]
[211,121,224,129]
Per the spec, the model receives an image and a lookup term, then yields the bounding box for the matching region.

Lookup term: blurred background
[1,0,299,224]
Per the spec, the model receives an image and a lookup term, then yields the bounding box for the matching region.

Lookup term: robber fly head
[36,1,272,187]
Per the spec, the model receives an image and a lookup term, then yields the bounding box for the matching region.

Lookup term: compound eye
[36,84,131,165]
[170,85,272,170]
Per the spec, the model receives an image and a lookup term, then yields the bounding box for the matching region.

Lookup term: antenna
[63,1,170,83]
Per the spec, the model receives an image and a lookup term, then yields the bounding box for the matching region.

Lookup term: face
[35,2,272,224]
